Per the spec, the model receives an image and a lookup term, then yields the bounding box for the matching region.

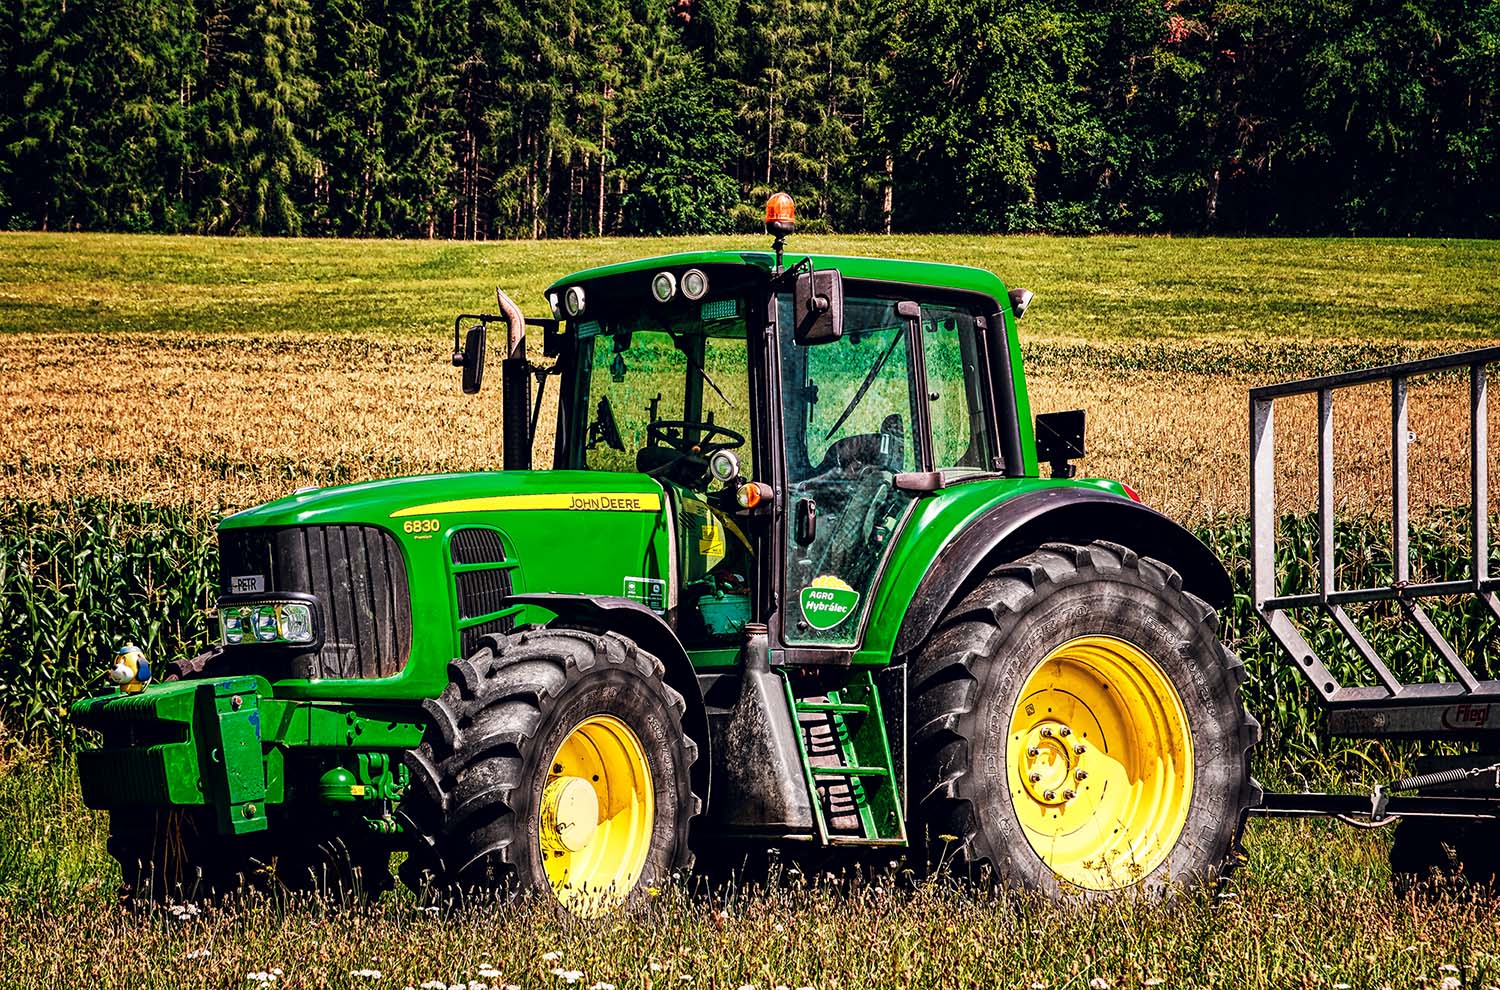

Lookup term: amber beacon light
[765,192,796,236]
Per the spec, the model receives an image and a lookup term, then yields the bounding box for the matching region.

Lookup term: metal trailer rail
[1249,346,1500,822]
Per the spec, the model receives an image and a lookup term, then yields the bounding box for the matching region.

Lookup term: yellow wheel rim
[540,714,654,915]
[1007,635,1194,890]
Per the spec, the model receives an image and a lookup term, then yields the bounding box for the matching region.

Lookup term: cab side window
[921,303,992,469]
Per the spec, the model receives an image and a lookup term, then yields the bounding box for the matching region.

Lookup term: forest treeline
[2,0,1498,238]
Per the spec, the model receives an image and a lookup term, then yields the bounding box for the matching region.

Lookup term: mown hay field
[4,233,1500,518]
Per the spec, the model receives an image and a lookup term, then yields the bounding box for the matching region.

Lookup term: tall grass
[4,497,1497,782]
[0,751,1496,990]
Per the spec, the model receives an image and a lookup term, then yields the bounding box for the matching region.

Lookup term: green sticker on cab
[800,576,860,631]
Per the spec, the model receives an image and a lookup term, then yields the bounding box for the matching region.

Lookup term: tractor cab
[460,200,1036,663]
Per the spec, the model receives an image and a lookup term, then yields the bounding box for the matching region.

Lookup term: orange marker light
[765,192,796,235]
[735,481,773,509]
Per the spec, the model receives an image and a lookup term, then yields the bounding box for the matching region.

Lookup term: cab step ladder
[782,670,907,845]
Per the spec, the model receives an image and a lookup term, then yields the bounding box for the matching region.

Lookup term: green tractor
[71,198,1260,913]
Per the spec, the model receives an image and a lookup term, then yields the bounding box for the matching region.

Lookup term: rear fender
[506,593,712,811]
[892,488,1231,657]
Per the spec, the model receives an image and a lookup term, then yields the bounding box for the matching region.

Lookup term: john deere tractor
[71,197,1260,912]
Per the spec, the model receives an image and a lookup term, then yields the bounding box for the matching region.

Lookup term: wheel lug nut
[1075,769,1088,781]
[1074,744,1086,755]
[1027,747,1039,757]
[1039,727,1053,737]
[1029,772,1042,783]
[1063,789,1077,800]
[1043,790,1056,801]
[1058,726,1071,737]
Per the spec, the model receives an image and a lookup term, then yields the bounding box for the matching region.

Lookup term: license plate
[230,574,265,594]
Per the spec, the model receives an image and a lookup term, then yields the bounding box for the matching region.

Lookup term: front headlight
[220,599,319,647]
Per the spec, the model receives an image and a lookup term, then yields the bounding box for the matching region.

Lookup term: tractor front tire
[399,628,700,915]
[911,540,1259,896]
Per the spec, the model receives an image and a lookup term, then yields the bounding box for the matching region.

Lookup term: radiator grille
[218,525,412,680]
[451,527,514,657]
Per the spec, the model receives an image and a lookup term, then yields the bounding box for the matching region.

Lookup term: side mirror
[1035,409,1085,479]
[793,267,843,345]
[460,325,486,394]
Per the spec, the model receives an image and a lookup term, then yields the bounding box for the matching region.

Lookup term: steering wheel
[646,420,745,456]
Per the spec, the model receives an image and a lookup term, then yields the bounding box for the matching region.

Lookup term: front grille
[218,525,412,679]
[451,527,514,657]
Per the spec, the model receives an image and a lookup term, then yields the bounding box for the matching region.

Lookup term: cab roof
[545,250,1011,306]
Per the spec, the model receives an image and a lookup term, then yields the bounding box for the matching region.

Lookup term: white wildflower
[1144,981,1165,988]
[739,985,757,990]
[543,952,563,962]
[1440,979,1460,990]
[773,923,786,933]
[419,982,447,989]
[1335,984,1351,989]
[1442,967,1461,974]
[590,983,616,990]
[649,962,663,973]
[552,970,584,984]
[479,968,502,980]
[185,948,211,960]
[1090,979,1110,990]
[351,970,383,980]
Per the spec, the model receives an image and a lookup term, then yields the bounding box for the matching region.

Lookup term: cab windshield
[571,294,752,487]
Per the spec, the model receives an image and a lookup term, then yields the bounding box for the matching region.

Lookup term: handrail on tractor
[1250,346,1500,731]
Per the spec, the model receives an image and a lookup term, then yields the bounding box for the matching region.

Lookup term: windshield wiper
[823,325,905,440]
[657,321,733,408]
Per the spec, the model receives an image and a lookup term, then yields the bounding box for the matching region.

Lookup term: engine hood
[220,470,669,531]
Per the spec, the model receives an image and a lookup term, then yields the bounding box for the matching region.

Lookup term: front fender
[889,487,1232,658]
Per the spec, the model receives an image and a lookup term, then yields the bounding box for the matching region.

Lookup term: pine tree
[198,0,318,234]
[381,0,462,237]
[308,0,385,235]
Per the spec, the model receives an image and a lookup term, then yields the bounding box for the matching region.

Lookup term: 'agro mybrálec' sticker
[800,575,860,631]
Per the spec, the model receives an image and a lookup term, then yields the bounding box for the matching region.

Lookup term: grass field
[2,751,1498,990]
[5,232,1500,988]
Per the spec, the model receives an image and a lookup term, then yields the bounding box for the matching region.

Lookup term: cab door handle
[795,497,817,546]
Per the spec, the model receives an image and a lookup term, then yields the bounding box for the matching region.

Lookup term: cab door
[775,293,924,648]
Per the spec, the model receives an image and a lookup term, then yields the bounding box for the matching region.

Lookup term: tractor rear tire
[911,540,1259,896]
[398,628,700,914]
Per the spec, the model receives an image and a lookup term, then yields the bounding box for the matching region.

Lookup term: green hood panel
[221,470,667,529]
[218,471,673,701]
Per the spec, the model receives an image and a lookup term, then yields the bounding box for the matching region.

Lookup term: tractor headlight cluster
[219,600,319,647]
[564,285,586,317]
